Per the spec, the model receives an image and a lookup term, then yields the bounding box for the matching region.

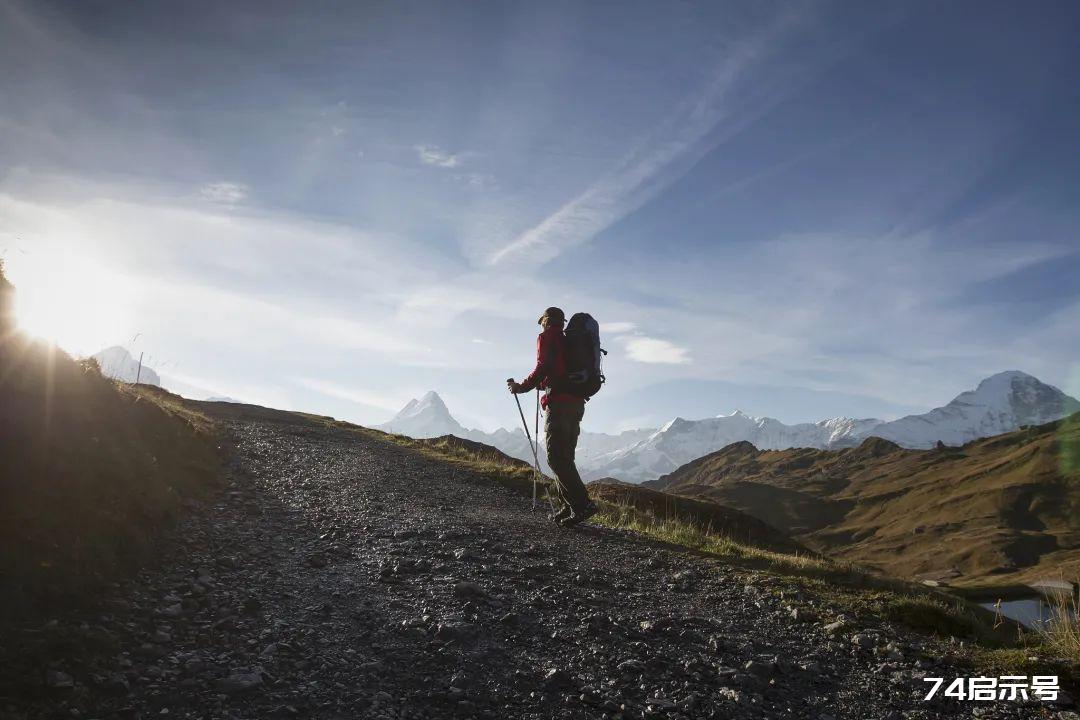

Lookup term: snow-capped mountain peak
[962,370,1065,419]
[372,371,1077,486]
[961,370,1040,408]
[373,391,655,479]
[870,371,1078,448]
[584,408,877,484]
[583,371,1077,483]
[412,390,450,415]
[91,346,161,386]
[659,417,687,433]
[377,391,463,437]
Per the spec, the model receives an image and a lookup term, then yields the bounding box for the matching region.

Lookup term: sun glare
[10,250,132,357]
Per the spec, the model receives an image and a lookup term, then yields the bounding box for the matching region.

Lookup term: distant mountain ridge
[376,391,546,471]
[89,346,245,402]
[375,391,653,474]
[581,412,884,484]
[870,370,1079,448]
[91,346,161,387]
[377,372,1079,486]
[582,371,1079,483]
[377,391,468,438]
[646,412,1080,584]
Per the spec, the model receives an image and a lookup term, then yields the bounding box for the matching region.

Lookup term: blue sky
[2,0,1078,433]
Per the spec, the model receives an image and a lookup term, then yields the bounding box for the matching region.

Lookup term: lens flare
[10,250,132,357]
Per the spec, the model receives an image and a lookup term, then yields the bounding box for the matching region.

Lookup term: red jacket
[518,327,584,410]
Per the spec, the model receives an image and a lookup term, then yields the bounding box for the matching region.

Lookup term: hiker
[507,306,598,527]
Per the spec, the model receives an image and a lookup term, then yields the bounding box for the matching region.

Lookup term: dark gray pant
[544,401,590,512]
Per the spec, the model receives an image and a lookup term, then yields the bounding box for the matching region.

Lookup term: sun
[10,250,133,357]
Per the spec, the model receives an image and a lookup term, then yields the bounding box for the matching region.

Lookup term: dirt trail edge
[2,404,1054,720]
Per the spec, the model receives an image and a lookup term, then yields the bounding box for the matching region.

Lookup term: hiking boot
[548,505,573,523]
[559,503,598,528]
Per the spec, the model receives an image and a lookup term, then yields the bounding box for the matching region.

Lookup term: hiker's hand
[507,379,522,394]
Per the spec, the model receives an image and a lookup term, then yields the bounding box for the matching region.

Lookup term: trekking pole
[534,390,556,513]
[509,383,544,509]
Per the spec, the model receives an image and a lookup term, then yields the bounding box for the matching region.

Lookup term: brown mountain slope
[650,416,1080,586]
[588,481,808,555]
[415,434,534,469]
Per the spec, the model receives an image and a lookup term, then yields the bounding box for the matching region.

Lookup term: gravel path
[2,407,1063,720]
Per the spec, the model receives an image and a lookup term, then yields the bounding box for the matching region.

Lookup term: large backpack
[561,312,606,399]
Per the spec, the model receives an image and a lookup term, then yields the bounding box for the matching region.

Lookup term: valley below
[647,415,1080,589]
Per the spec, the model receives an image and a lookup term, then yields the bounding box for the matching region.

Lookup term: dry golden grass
[593,497,838,575]
[125,382,216,435]
[1039,589,1080,663]
[590,481,809,555]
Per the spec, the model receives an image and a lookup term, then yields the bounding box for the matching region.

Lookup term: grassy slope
[0,264,223,617]
[651,419,1080,587]
[588,480,809,555]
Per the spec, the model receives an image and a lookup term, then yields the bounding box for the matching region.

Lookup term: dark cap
[537,306,565,325]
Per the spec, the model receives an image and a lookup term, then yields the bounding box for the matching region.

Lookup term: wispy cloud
[601,321,636,334]
[602,230,1077,405]
[393,271,544,327]
[486,10,807,267]
[295,377,411,412]
[454,172,496,189]
[623,336,691,364]
[0,182,443,299]
[165,369,295,412]
[415,144,460,168]
[307,315,435,359]
[200,181,248,205]
[6,0,1075,434]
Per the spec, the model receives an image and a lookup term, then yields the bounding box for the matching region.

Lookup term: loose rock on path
[1,405,1064,719]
